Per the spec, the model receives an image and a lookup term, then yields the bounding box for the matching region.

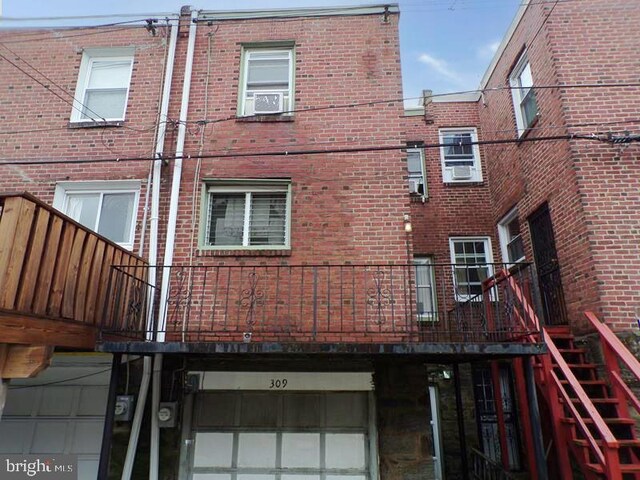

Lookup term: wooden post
[0,344,7,420]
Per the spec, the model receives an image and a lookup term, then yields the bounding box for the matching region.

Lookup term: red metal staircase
[485,270,640,479]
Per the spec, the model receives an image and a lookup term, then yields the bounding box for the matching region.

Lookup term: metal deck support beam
[524,355,548,480]
[453,363,470,480]
[98,353,121,480]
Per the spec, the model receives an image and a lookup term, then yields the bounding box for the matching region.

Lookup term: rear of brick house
[0,1,639,480]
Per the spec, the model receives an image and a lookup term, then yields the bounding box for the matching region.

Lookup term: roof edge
[198,4,399,21]
[479,0,530,89]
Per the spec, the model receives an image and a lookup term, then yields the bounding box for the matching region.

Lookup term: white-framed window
[71,49,134,122]
[53,180,140,250]
[202,182,292,249]
[509,53,538,136]
[414,256,437,321]
[439,128,482,183]
[407,147,427,197]
[449,237,494,301]
[239,47,294,117]
[497,208,525,264]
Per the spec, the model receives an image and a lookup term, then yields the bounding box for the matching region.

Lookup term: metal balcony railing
[101,262,542,345]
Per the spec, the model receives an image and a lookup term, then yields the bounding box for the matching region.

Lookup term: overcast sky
[0,0,521,106]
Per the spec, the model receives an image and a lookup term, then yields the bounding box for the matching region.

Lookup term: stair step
[574,439,640,448]
[560,380,607,386]
[561,397,619,405]
[562,417,636,426]
[586,463,640,474]
[558,348,587,354]
[554,363,598,369]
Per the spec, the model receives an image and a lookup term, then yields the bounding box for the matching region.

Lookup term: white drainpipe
[150,9,198,480]
[119,17,179,480]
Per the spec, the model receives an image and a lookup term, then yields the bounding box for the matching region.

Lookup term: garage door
[189,392,371,480]
[0,355,111,479]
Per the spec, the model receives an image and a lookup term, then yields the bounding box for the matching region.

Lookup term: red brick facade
[478,0,640,333]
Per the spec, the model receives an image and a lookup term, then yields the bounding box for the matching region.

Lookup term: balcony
[99,262,545,357]
[0,193,148,350]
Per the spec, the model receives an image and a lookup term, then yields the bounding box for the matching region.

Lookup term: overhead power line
[0,134,609,166]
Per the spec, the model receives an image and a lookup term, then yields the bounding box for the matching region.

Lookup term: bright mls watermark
[0,456,77,480]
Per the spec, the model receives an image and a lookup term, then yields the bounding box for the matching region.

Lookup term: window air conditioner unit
[452,165,472,180]
[408,179,421,194]
[253,91,284,114]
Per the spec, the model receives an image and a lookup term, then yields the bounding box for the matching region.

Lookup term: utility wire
[0,133,610,166]
[0,42,108,124]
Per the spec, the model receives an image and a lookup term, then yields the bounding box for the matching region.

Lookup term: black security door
[528,204,567,325]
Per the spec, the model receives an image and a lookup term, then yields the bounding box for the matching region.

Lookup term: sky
[0,0,521,106]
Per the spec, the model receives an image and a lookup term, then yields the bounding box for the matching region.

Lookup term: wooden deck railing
[0,193,147,349]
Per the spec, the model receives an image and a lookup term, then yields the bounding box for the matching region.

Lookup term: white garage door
[190,392,371,480]
[0,354,111,479]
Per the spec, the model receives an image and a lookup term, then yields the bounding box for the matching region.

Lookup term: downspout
[120,17,179,480]
[150,8,198,480]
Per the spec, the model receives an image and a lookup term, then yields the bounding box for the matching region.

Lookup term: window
[202,182,291,249]
[407,147,427,197]
[71,49,134,122]
[509,53,538,136]
[239,47,293,116]
[498,208,525,264]
[439,128,482,183]
[449,237,494,301]
[414,257,437,320]
[53,181,140,249]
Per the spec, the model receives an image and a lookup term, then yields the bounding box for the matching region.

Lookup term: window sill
[409,194,428,203]
[68,120,125,129]
[443,180,484,187]
[197,249,292,257]
[235,115,294,123]
[516,115,539,141]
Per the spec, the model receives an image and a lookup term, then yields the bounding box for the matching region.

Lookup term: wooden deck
[0,193,148,350]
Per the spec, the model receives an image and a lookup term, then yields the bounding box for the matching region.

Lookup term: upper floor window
[407,146,427,197]
[509,53,538,136]
[439,128,482,183]
[239,47,294,116]
[53,180,140,249]
[498,208,525,264]
[202,182,291,249]
[71,49,134,122]
[449,237,494,301]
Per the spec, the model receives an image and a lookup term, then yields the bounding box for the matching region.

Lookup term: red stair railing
[585,311,640,428]
[483,269,623,479]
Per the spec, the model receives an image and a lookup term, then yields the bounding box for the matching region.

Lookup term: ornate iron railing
[101,263,541,344]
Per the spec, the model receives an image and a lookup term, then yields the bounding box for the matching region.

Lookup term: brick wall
[403,102,496,264]
[548,0,640,331]
[478,1,598,333]
[0,26,169,252]
[167,12,410,270]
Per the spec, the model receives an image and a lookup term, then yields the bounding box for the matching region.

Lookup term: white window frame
[70,48,134,123]
[497,208,525,264]
[414,256,437,321]
[407,147,427,198]
[201,182,292,250]
[439,128,482,183]
[509,52,538,137]
[53,180,141,250]
[449,237,494,302]
[239,47,294,117]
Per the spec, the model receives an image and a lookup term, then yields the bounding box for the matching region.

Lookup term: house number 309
[269,379,288,389]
